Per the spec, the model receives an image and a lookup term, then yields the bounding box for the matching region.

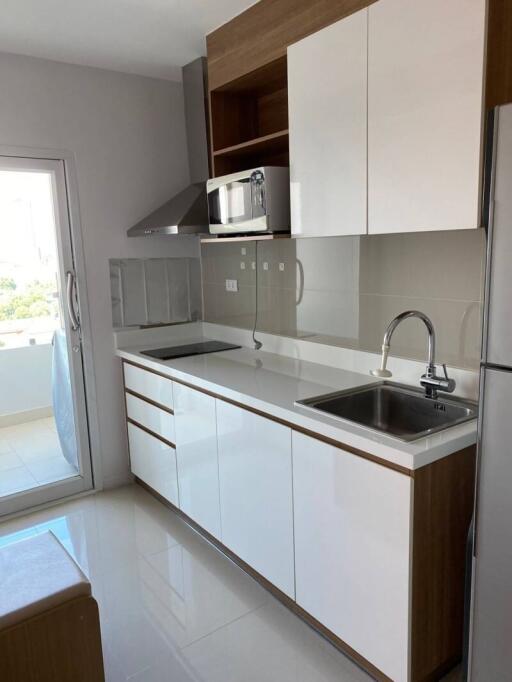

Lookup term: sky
[0,170,59,288]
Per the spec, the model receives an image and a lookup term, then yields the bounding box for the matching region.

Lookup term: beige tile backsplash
[201,229,486,369]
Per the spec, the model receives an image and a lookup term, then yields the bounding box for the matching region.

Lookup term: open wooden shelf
[209,56,289,176]
[213,129,289,160]
[200,233,291,244]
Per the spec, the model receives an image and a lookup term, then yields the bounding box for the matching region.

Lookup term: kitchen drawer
[128,422,179,506]
[126,392,175,445]
[123,362,173,409]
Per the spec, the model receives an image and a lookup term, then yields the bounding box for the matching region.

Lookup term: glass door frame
[0,147,100,516]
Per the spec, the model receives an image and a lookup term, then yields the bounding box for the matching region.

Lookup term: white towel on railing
[51,329,78,468]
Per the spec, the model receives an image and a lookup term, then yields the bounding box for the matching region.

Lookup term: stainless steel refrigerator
[469,102,512,680]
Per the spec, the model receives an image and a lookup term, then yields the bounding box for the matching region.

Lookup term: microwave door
[208,178,253,227]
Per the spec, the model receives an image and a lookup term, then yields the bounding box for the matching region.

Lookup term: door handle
[66,271,80,332]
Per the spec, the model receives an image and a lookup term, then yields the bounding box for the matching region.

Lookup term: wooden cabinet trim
[206,0,511,112]
[126,417,175,450]
[410,445,476,680]
[124,387,174,415]
[122,359,412,476]
[206,0,378,91]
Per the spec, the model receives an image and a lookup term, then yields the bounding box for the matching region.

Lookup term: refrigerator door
[470,367,512,680]
[484,104,512,367]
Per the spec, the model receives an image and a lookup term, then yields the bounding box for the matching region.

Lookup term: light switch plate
[225,279,238,292]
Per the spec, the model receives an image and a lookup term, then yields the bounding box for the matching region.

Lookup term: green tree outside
[0,280,57,322]
[0,277,16,291]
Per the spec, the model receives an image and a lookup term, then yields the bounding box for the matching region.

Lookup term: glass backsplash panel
[201,230,486,370]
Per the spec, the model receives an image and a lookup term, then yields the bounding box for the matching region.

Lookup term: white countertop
[116,333,477,471]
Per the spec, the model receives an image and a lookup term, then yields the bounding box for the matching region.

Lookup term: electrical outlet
[225,279,238,292]
[279,262,285,271]
[240,262,246,270]
[263,262,269,271]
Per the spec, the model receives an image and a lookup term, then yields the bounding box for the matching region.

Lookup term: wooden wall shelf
[213,129,289,160]
[208,56,289,177]
[200,233,291,244]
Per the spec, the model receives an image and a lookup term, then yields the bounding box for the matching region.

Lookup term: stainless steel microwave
[206,166,290,235]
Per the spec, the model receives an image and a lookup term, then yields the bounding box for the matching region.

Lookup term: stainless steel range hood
[127,182,207,236]
[128,57,210,237]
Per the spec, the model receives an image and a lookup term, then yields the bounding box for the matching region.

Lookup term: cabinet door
[368,0,486,234]
[216,401,295,598]
[173,383,221,539]
[292,432,411,682]
[287,9,367,237]
[128,422,179,506]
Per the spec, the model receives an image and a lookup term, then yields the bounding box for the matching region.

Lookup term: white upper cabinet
[288,9,368,237]
[368,0,487,234]
[173,383,221,539]
[292,432,412,682]
[216,401,295,598]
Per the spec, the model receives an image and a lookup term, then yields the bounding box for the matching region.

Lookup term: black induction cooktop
[140,340,241,360]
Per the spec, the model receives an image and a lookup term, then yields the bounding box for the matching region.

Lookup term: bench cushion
[0,531,91,629]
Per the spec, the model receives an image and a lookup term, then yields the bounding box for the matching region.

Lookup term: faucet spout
[370,310,456,399]
[383,310,436,370]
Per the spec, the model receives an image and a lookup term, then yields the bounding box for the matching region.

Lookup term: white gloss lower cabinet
[292,432,412,682]
[216,401,295,598]
[128,422,179,506]
[173,383,221,539]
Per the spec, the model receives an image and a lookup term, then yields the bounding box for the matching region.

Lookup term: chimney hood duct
[128,57,210,237]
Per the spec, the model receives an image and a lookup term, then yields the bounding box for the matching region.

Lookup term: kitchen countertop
[116,336,477,471]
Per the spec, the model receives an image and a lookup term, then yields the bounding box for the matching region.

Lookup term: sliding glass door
[0,155,93,515]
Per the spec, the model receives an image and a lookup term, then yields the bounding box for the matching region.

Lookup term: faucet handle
[442,363,449,380]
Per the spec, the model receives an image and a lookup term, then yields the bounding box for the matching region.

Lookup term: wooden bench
[0,530,105,681]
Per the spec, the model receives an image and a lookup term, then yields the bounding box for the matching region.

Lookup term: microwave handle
[250,170,266,218]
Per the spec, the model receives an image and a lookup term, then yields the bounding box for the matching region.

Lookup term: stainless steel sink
[296,382,478,442]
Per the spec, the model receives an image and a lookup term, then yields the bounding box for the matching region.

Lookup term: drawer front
[128,422,179,505]
[124,362,173,409]
[126,393,175,445]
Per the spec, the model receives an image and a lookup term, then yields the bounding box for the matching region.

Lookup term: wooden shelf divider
[200,233,291,244]
[213,129,289,159]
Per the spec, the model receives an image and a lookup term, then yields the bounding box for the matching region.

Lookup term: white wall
[0,344,52,417]
[0,52,200,487]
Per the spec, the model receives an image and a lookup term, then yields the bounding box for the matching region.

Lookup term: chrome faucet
[370,310,456,399]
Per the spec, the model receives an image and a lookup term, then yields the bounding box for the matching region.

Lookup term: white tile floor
[0,485,462,682]
[0,417,78,496]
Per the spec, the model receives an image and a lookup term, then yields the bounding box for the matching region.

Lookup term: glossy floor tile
[0,417,77,497]
[0,485,377,682]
